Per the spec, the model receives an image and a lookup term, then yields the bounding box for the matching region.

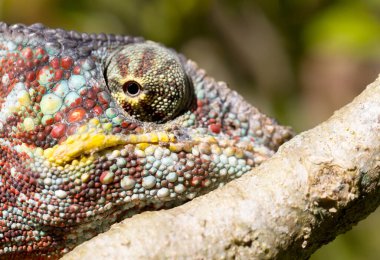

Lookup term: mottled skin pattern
[0,23,292,259]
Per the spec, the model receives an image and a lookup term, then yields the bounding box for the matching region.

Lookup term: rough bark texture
[63,77,380,259]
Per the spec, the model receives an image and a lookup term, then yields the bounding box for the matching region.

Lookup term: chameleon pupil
[123,81,141,97]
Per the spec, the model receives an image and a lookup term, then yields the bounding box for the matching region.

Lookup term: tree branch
[63,77,380,259]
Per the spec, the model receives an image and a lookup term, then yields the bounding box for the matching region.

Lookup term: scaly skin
[0,23,293,259]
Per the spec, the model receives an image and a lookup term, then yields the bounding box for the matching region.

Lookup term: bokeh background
[1,0,380,258]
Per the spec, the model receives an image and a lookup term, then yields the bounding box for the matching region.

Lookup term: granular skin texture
[0,22,293,259]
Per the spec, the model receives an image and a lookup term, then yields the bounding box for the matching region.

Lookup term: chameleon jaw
[41,130,253,166]
[43,132,177,165]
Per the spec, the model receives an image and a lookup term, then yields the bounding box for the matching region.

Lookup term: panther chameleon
[0,22,293,258]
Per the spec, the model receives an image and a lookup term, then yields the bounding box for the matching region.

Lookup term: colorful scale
[0,23,291,258]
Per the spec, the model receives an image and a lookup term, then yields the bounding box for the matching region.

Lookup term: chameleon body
[0,23,292,258]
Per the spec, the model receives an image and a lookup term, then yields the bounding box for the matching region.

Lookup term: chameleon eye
[106,42,194,123]
[123,81,141,97]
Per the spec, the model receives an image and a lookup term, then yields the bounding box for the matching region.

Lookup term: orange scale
[67,108,87,123]
[61,57,73,70]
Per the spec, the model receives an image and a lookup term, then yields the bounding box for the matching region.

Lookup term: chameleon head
[0,23,293,257]
[105,42,194,123]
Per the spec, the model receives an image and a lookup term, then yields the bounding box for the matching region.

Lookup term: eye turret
[105,42,193,123]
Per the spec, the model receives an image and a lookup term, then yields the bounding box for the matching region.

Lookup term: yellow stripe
[44,132,176,165]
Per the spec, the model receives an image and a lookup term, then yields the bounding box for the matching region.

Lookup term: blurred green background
[1,0,380,258]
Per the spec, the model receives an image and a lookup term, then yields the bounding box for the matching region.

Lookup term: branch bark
[63,77,380,259]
